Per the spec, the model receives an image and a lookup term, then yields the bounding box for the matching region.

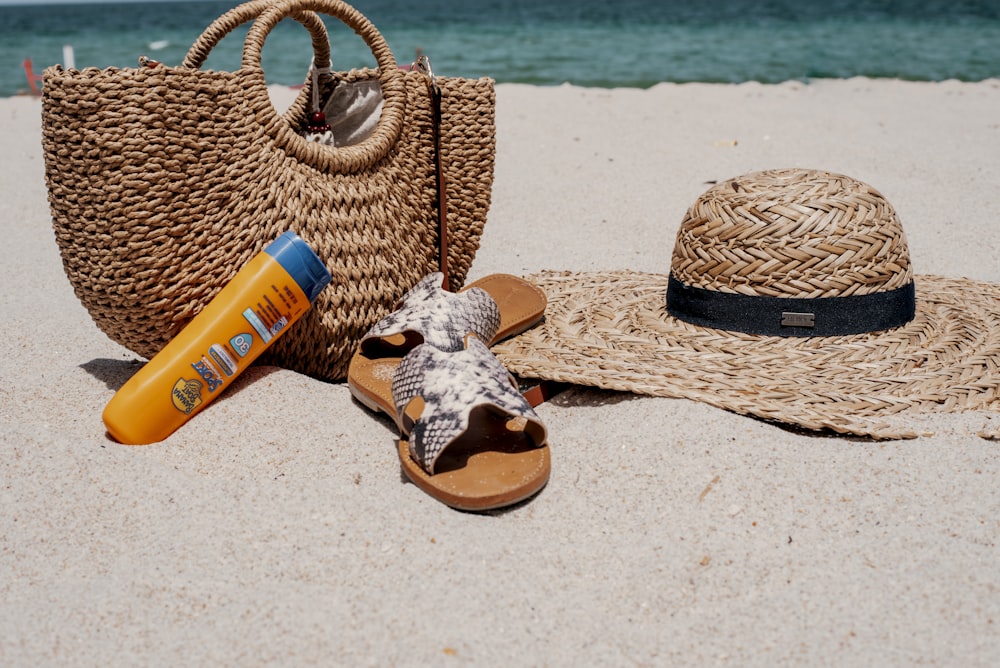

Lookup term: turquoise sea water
[2,0,1000,96]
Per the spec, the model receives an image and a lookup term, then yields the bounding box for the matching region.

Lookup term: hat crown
[670,168,913,298]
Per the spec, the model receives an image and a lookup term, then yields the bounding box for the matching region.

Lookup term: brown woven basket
[41,0,496,381]
[494,168,1000,439]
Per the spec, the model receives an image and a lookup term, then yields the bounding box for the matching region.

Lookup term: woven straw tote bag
[41,0,496,381]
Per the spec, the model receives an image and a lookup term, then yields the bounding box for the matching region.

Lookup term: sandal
[347,272,547,417]
[347,272,550,510]
[393,335,549,511]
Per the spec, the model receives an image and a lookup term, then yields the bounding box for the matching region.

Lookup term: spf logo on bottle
[230,333,253,357]
[171,378,203,415]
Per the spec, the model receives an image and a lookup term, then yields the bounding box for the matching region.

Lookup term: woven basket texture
[494,169,1000,440]
[41,0,495,381]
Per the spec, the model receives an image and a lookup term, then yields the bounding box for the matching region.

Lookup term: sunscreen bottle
[102,231,331,445]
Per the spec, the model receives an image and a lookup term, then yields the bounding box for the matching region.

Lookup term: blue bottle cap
[264,231,331,302]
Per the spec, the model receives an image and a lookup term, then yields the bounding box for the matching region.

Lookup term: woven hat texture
[494,168,1000,439]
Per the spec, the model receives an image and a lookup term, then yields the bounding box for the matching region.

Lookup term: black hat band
[666,275,916,337]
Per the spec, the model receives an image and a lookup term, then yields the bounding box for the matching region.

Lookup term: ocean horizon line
[3,0,1000,97]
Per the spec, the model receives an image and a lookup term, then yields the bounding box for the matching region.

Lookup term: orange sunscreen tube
[102,231,331,445]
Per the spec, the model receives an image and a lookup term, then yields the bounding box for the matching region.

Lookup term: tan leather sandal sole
[397,406,551,511]
[393,339,550,511]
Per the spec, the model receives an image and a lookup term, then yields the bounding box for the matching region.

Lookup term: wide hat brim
[493,270,1000,440]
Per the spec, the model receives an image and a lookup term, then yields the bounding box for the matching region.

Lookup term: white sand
[2,79,999,665]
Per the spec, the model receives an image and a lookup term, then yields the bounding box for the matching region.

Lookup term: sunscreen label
[209,344,237,377]
[230,333,253,357]
[192,356,224,393]
[242,288,296,343]
[270,316,289,336]
[243,308,273,344]
[171,378,204,415]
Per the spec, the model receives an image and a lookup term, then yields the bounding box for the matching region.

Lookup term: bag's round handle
[182,0,331,125]
[183,0,331,71]
[243,0,407,173]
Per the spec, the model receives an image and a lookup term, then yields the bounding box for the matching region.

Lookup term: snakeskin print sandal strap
[347,272,547,420]
[360,272,502,356]
[392,335,550,511]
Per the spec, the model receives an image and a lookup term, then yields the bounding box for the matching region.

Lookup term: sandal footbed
[397,407,550,511]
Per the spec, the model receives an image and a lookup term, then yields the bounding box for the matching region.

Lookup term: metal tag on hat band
[781,312,815,328]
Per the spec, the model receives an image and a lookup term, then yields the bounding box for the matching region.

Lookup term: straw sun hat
[494,168,1000,440]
